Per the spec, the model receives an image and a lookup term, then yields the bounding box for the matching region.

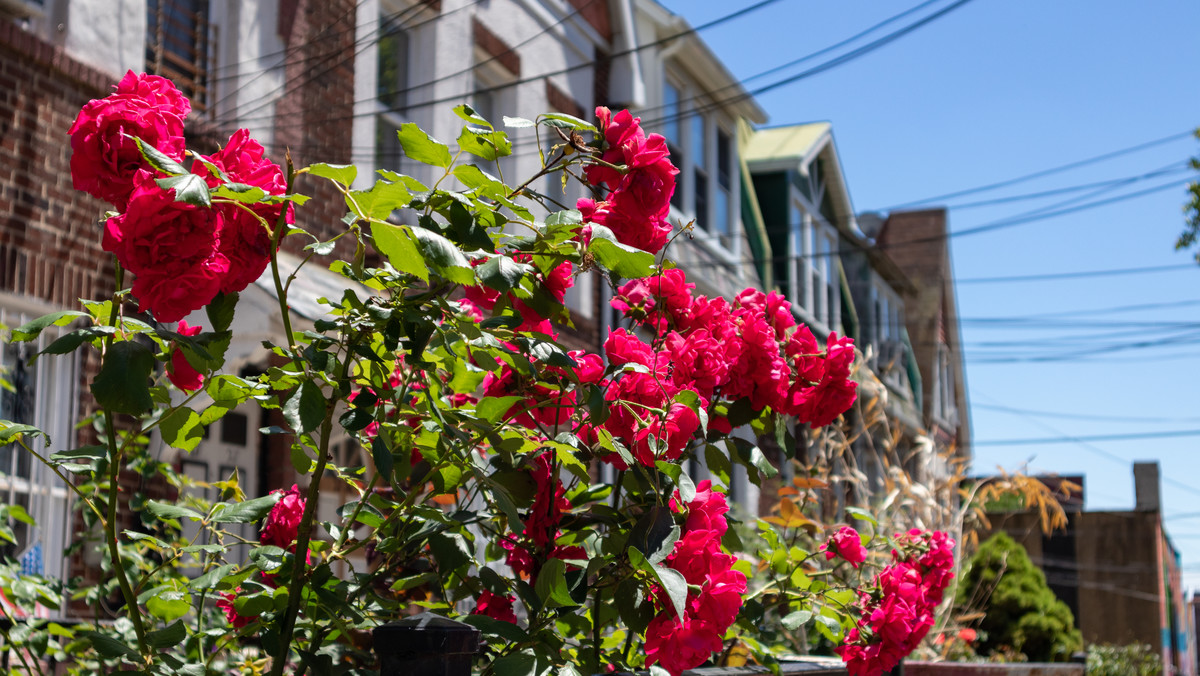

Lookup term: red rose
[473,590,518,624]
[644,613,724,676]
[166,321,205,391]
[103,171,228,322]
[68,71,191,209]
[216,589,252,629]
[260,484,306,551]
[199,129,291,293]
[822,526,868,568]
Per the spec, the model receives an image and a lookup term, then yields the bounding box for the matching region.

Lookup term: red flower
[166,321,204,391]
[822,526,867,568]
[103,171,228,322]
[68,71,191,209]
[198,129,291,293]
[216,589,252,629]
[473,590,518,624]
[260,484,306,551]
[644,613,724,676]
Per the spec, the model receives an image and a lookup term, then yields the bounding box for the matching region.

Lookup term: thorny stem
[269,330,362,676]
[98,262,151,663]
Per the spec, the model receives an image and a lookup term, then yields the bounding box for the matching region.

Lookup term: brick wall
[0,18,116,309]
[273,0,359,251]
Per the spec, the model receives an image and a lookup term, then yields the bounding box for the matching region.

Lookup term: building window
[146,0,214,114]
[714,128,732,247]
[0,306,78,586]
[663,71,738,253]
[662,81,684,209]
[375,13,411,177]
[691,114,708,232]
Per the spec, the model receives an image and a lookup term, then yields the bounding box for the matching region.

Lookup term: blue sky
[655,0,1200,587]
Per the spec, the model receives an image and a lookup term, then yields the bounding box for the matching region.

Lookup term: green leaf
[283,380,326,434]
[410,227,475,285]
[307,163,358,187]
[39,326,114,355]
[206,291,239,333]
[540,113,596,132]
[457,126,512,162]
[502,116,536,129]
[453,103,492,128]
[476,396,521,423]
[429,532,471,573]
[452,164,508,200]
[349,179,412,219]
[146,591,191,623]
[729,437,778,481]
[588,225,656,278]
[145,620,187,648]
[0,423,44,445]
[396,123,452,168]
[628,506,678,565]
[782,609,813,630]
[131,136,187,175]
[371,221,430,280]
[705,444,732,486]
[534,558,578,608]
[144,500,203,522]
[188,564,238,592]
[10,311,87,342]
[6,504,34,526]
[371,437,394,480]
[844,506,878,527]
[211,493,283,524]
[90,341,155,415]
[157,173,212,207]
[477,256,531,293]
[493,650,537,676]
[160,406,204,452]
[462,614,528,642]
[79,630,138,658]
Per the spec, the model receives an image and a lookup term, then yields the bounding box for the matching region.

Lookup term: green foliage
[1087,643,1162,676]
[1177,128,1200,261]
[956,533,1082,661]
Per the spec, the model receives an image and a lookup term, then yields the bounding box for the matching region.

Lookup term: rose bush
[0,71,955,676]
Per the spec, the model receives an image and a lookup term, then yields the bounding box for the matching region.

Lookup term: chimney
[1133,461,1161,512]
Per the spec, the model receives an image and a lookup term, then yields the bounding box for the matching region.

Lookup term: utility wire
[975,403,1200,424]
[976,428,1200,446]
[874,129,1198,211]
[957,263,1196,285]
[241,0,788,129]
[937,162,1191,211]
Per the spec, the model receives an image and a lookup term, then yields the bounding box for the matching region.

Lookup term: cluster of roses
[643,481,746,676]
[500,451,584,579]
[69,71,290,324]
[577,107,678,254]
[217,485,309,628]
[463,256,575,335]
[598,268,858,468]
[835,530,956,676]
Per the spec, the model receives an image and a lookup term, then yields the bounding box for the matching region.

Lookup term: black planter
[374,612,481,676]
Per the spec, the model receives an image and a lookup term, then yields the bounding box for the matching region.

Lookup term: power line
[873,129,1197,211]
[976,428,1200,446]
[961,298,1200,320]
[957,263,1197,285]
[938,162,1191,211]
[241,0,788,130]
[974,403,1200,424]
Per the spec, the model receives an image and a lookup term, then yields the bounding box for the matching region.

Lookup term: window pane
[691,114,706,168]
[377,17,409,112]
[663,82,681,147]
[717,129,731,190]
[714,184,729,240]
[694,167,708,231]
[376,115,404,174]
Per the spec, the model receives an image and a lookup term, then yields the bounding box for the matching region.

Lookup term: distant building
[982,462,1191,675]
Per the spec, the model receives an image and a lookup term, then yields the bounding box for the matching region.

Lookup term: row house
[0,0,969,608]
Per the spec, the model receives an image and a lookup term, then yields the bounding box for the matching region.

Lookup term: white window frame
[0,300,78,594]
[662,70,740,260]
